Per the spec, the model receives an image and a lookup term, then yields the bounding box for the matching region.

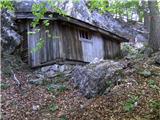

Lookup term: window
[79,30,90,40]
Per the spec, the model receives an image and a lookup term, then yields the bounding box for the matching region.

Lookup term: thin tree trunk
[142,0,150,31]
[148,0,160,51]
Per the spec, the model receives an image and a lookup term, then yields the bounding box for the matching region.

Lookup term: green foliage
[52,72,66,83]
[139,70,152,78]
[47,85,56,93]
[47,84,68,94]
[30,0,67,52]
[60,115,68,120]
[0,0,14,11]
[32,2,47,28]
[49,103,58,112]
[58,85,68,93]
[149,100,160,119]
[123,95,139,112]
[31,0,67,28]
[149,100,160,110]
[88,0,109,13]
[147,80,160,90]
[88,0,144,21]
[106,80,112,87]
[0,83,10,90]
[31,38,45,53]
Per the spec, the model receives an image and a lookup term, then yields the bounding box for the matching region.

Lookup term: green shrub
[58,85,68,93]
[47,85,56,93]
[147,80,160,90]
[149,100,160,119]
[0,83,10,90]
[123,95,139,112]
[60,115,68,120]
[49,103,58,112]
[150,100,160,110]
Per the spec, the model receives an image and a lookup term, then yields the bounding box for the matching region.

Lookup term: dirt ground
[1,55,160,120]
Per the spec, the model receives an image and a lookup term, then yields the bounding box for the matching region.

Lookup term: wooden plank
[27,21,41,67]
[57,22,64,58]
[27,21,31,66]
[92,33,104,59]
[40,24,47,63]
[31,58,87,69]
[70,26,76,60]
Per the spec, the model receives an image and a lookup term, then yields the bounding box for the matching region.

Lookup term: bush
[49,103,58,112]
[123,95,139,112]
[0,83,10,90]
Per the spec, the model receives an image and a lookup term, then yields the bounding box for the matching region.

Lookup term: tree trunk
[148,0,160,51]
[142,0,150,31]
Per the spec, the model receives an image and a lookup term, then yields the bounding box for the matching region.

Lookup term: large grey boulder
[71,60,126,98]
[1,9,21,54]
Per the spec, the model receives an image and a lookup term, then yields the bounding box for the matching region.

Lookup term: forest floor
[1,53,160,120]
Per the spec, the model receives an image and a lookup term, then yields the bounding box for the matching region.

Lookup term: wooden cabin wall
[60,23,106,62]
[103,37,121,59]
[60,23,83,61]
[27,21,63,67]
[26,19,121,67]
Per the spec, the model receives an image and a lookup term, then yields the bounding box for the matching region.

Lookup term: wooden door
[81,39,93,62]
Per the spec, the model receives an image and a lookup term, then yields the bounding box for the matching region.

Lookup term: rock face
[40,64,73,78]
[1,9,21,54]
[155,52,160,65]
[15,0,147,42]
[71,60,126,98]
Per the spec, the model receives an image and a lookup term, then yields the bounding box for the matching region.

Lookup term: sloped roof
[15,0,132,42]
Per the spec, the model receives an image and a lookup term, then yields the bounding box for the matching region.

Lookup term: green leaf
[49,103,58,112]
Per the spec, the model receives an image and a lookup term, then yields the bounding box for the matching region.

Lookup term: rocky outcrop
[71,60,126,98]
[1,9,21,54]
[40,64,73,78]
[155,52,160,65]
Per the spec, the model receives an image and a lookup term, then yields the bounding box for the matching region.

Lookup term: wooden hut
[15,12,129,68]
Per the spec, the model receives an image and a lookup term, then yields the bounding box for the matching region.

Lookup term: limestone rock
[1,9,21,54]
[155,52,160,65]
[71,60,126,98]
[40,64,74,78]
[29,78,43,85]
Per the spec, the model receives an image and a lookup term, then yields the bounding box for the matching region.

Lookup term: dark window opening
[79,30,90,39]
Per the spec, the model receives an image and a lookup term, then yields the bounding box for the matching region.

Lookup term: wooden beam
[31,58,87,69]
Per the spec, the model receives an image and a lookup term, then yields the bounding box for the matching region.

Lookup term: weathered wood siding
[26,20,121,67]
[60,23,104,62]
[28,21,63,67]
[60,23,83,61]
[103,36,120,59]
